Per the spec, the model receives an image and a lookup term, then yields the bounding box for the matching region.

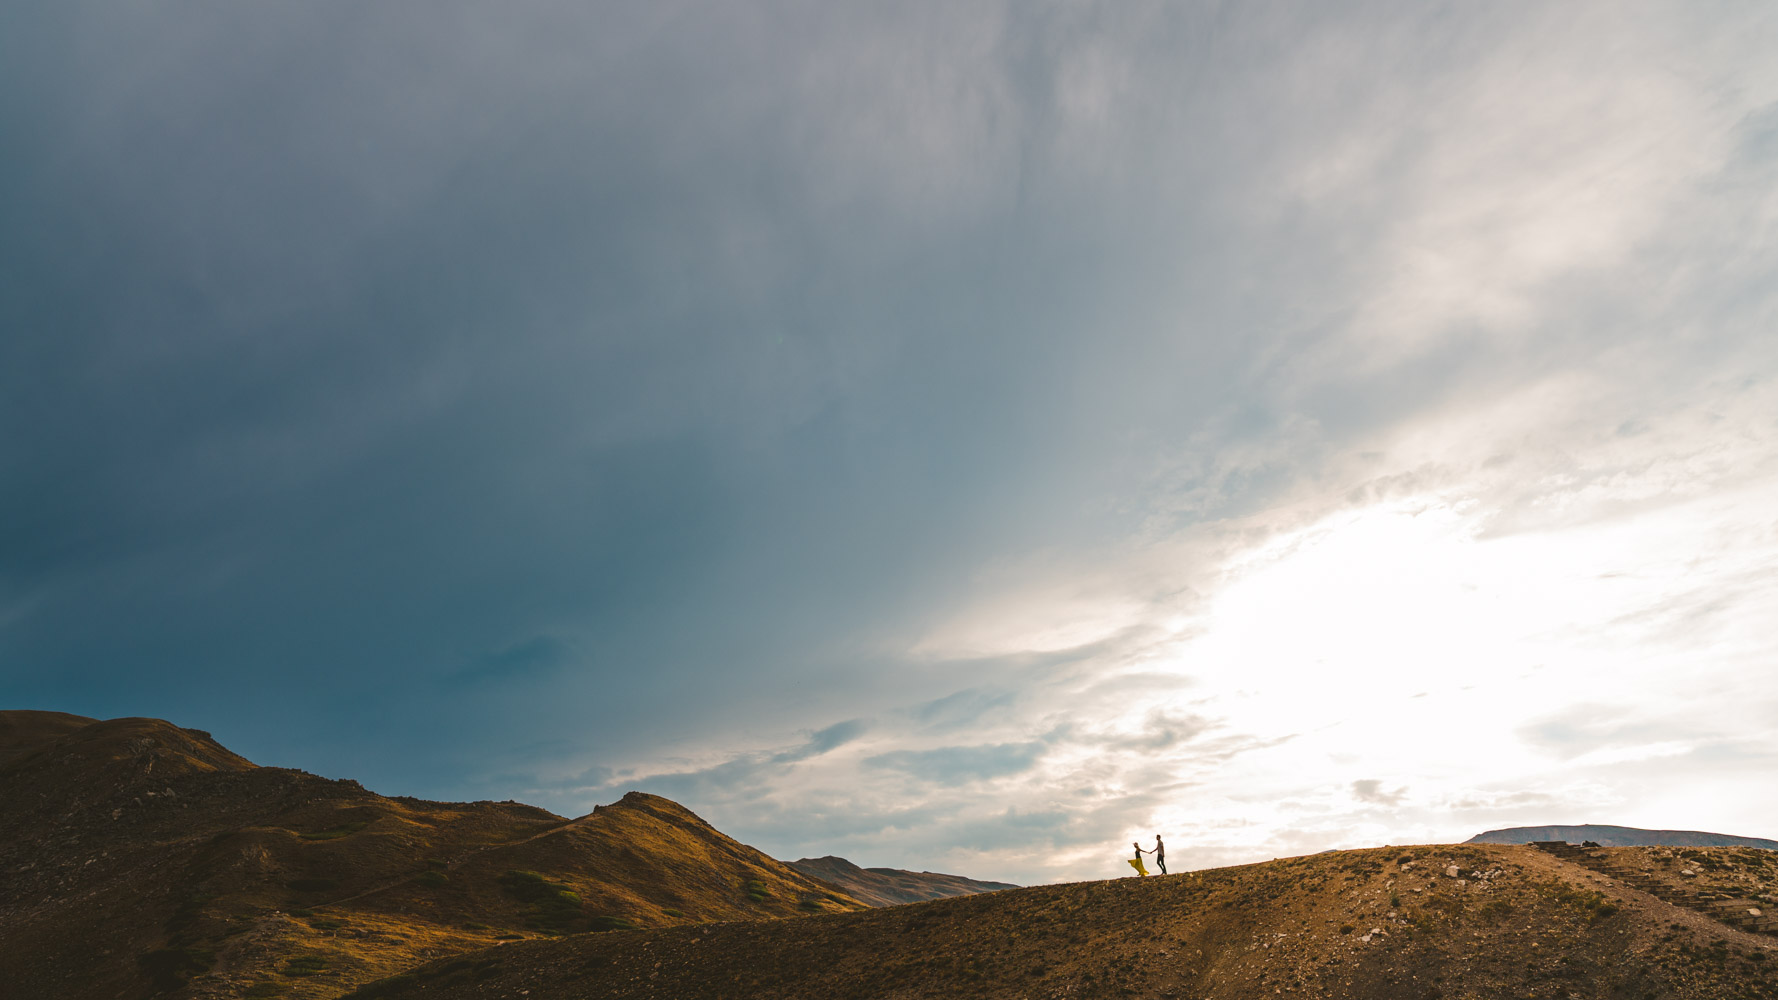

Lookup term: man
[1153,834,1166,874]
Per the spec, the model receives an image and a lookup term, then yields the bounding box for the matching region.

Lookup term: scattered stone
[1446,866,1460,878]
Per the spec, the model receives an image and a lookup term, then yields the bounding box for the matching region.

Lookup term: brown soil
[355,844,1778,1000]
[0,712,863,999]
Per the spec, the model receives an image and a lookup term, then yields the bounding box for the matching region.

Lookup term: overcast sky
[4,1,1777,886]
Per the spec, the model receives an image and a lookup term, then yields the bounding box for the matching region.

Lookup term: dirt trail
[311,814,593,909]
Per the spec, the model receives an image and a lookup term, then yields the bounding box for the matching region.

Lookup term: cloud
[1350,780,1406,806]
[4,0,1777,885]
[1516,706,1692,762]
[555,719,871,805]
[912,688,1016,732]
[865,741,1049,786]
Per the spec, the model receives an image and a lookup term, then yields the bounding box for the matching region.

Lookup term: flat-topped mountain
[0,711,862,999]
[1468,824,1778,849]
[785,855,1018,906]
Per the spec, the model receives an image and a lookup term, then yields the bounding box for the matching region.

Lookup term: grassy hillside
[0,713,862,999]
[353,843,1778,1000]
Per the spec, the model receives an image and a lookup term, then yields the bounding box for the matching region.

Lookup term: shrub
[499,870,585,932]
[139,947,215,992]
[281,954,330,978]
[415,871,448,887]
[1481,899,1516,920]
[591,915,638,931]
[661,909,684,918]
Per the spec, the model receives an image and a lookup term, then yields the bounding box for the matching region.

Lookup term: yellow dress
[1128,856,1149,876]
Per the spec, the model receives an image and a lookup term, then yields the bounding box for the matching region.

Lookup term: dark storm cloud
[2,0,1164,785]
[0,1,1399,793]
[6,0,1776,879]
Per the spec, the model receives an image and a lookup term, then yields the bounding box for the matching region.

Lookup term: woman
[1127,841,1150,877]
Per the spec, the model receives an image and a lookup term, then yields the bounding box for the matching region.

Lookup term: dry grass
[355,844,1778,1000]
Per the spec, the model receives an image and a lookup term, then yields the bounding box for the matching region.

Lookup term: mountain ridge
[785,855,1018,907]
[0,710,864,999]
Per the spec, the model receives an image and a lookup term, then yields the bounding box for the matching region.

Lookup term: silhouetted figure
[1153,834,1166,874]
[1128,841,1150,877]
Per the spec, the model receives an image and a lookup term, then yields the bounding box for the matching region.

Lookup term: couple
[1127,834,1165,877]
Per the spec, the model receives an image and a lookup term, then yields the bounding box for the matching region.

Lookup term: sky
[3,1,1777,887]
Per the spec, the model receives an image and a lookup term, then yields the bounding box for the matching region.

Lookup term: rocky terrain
[1470,824,1778,849]
[0,711,862,999]
[785,856,1018,907]
[352,843,1778,999]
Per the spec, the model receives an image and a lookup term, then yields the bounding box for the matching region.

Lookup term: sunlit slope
[351,844,1778,1000]
[0,712,863,1000]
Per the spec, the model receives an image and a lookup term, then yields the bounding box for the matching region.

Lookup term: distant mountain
[0,711,863,1000]
[786,855,1019,906]
[1466,824,1778,849]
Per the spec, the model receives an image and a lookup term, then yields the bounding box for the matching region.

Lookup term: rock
[1446,866,1460,878]
[1750,908,1763,917]
[1680,869,1696,876]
